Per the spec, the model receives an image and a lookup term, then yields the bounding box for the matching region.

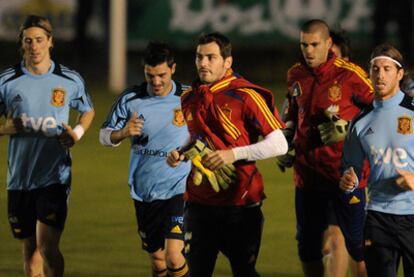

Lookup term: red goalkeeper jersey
[182,69,285,206]
[285,53,373,190]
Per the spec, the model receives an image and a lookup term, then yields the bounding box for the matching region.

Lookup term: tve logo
[21,113,58,136]
[370,146,408,167]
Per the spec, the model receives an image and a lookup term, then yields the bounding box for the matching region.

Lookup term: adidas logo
[170,225,182,234]
[349,196,360,204]
[363,127,374,136]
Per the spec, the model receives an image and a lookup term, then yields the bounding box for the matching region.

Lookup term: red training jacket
[285,53,373,190]
[182,69,285,206]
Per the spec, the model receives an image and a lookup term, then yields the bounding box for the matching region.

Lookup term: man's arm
[339,125,365,192]
[100,112,144,146]
[203,129,288,171]
[59,108,95,148]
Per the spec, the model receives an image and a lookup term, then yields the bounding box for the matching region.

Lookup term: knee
[150,250,166,271]
[329,232,346,252]
[165,250,184,269]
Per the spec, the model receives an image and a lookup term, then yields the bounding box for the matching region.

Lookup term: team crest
[221,104,232,119]
[51,87,66,107]
[397,114,413,134]
[186,111,193,121]
[328,82,342,102]
[291,81,302,97]
[173,108,185,126]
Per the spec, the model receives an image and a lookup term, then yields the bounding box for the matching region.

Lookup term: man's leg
[222,205,263,277]
[323,225,349,277]
[296,187,328,277]
[148,249,167,277]
[335,188,367,277]
[8,189,44,277]
[36,222,63,277]
[22,236,44,277]
[185,202,219,277]
[162,194,188,277]
[165,239,189,277]
[364,211,400,277]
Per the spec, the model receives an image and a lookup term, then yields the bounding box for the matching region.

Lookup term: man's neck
[25,59,52,75]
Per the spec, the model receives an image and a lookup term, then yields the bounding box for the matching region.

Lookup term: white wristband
[73,125,85,141]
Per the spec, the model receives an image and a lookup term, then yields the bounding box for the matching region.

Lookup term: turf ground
[0,83,404,276]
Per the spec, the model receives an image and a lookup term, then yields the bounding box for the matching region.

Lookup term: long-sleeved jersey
[285,53,374,190]
[0,61,93,190]
[182,70,285,206]
[343,91,414,215]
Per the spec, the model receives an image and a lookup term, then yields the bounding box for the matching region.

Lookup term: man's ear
[224,56,233,69]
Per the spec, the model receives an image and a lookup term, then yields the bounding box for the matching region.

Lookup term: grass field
[0,83,403,276]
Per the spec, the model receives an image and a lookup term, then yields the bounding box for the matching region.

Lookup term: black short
[364,210,414,277]
[134,194,185,253]
[295,186,366,262]
[185,202,263,277]
[8,184,70,239]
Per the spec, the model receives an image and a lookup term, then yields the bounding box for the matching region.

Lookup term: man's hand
[0,112,23,135]
[58,123,78,148]
[396,169,414,190]
[167,150,185,168]
[122,112,144,138]
[317,110,349,145]
[276,149,295,172]
[339,167,358,192]
[182,140,237,192]
[202,150,235,171]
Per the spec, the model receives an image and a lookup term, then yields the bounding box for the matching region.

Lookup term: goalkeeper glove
[182,140,236,192]
[276,148,295,172]
[317,110,349,145]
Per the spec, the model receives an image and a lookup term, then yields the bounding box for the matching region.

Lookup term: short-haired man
[277,19,374,277]
[340,44,414,277]
[100,42,190,277]
[0,15,95,277]
[167,32,288,276]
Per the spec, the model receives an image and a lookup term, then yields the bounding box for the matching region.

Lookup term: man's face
[21,27,52,66]
[300,31,332,68]
[195,42,232,85]
[370,58,403,100]
[144,62,175,97]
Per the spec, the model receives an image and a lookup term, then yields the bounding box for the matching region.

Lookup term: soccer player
[340,44,414,277]
[167,32,288,277]
[0,15,95,277]
[276,19,373,277]
[99,42,191,277]
[322,28,357,277]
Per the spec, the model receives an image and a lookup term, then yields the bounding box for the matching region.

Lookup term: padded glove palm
[182,140,236,192]
[317,110,349,145]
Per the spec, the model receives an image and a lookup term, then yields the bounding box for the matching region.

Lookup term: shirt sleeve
[69,75,94,113]
[341,124,366,181]
[0,90,5,117]
[242,88,285,136]
[350,68,374,107]
[101,94,129,130]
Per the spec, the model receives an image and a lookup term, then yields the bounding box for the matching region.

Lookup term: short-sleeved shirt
[101,81,191,202]
[0,61,93,190]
